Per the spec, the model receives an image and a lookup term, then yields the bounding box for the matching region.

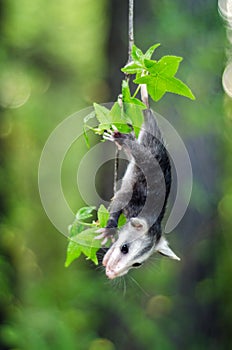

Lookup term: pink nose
[105,268,117,279]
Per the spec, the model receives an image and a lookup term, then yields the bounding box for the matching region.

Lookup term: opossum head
[102,217,180,279]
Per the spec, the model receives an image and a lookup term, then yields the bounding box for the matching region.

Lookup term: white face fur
[102,218,180,279]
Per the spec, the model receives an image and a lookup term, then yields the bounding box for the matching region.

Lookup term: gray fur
[99,109,179,279]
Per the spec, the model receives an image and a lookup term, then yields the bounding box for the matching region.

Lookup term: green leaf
[133,75,151,85]
[118,213,127,228]
[97,204,110,228]
[121,80,145,137]
[165,76,195,100]
[113,123,133,134]
[76,206,96,221]
[68,222,85,238]
[73,227,101,250]
[92,124,112,135]
[144,59,156,69]
[144,43,160,59]
[148,55,183,77]
[93,103,111,127]
[122,80,146,108]
[65,240,82,267]
[81,245,99,265]
[109,101,124,122]
[68,206,96,238]
[121,80,131,101]
[121,62,143,74]
[65,204,103,267]
[83,112,97,148]
[65,227,101,267]
[83,126,90,148]
[131,44,144,64]
[134,66,195,102]
[109,101,133,130]
[129,97,146,108]
[124,103,144,137]
[146,76,167,101]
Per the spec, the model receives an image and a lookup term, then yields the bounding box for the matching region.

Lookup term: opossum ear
[156,237,180,261]
[130,218,147,230]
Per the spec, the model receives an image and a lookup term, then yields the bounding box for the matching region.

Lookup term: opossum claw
[103,131,114,142]
[103,130,122,150]
[95,228,116,245]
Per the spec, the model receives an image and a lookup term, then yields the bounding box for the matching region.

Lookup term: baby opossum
[96,109,180,279]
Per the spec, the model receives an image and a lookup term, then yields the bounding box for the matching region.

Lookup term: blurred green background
[0,0,231,349]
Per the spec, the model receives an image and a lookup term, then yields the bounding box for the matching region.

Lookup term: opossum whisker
[129,275,150,297]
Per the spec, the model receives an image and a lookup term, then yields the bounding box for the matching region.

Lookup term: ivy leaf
[121,62,143,74]
[76,206,96,222]
[144,43,160,59]
[144,59,156,69]
[109,101,132,133]
[124,103,144,137]
[165,76,195,100]
[83,126,90,148]
[94,103,111,129]
[121,80,146,137]
[118,213,127,228]
[65,205,105,267]
[148,55,183,77]
[121,80,131,101]
[92,124,112,135]
[134,75,166,101]
[109,101,123,122]
[134,71,195,102]
[122,80,146,108]
[97,204,110,228]
[68,222,84,238]
[147,77,167,102]
[131,44,144,64]
[74,227,101,249]
[65,240,82,267]
[83,111,97,148]
[68,206,96,239]
[65,227,101,267]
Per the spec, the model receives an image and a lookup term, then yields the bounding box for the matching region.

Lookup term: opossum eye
[132,262,142,267]
[120,244,129,254]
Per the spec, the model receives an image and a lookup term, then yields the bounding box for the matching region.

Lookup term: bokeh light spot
[0,69,31,108]
[222,62,232,98]
[89,338,115,350]
[146,295,172,318]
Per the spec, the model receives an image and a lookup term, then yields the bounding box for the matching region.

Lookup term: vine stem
[113,147,119,195]
[114,0,135,196]
[128,0,134,63]
[132,84,141,98]
[141,83,149,108]
[128,0,149,107]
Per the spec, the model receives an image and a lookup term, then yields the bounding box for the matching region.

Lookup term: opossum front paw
[103,128,117,142]
[103,126,134,148]
[103,127,123,149]
[95,227,116,246]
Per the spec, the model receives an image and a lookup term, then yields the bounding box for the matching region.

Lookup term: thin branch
[114,1,136,195]
[128,0,134,63]
[128,0,149,107]
[114,148,119,195]
[114,0,134,196]
[141,83,149,108]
